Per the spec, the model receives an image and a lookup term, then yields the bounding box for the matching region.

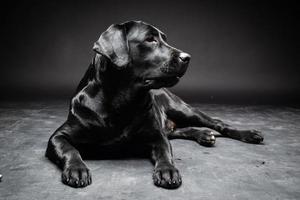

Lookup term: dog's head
[93,21,191,89]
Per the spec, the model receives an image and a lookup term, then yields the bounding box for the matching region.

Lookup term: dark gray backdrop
[1,0,299,104]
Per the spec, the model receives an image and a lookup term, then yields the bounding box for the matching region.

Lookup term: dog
[45,21,264,189]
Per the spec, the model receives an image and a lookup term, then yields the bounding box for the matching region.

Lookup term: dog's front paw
[62,162,92,188]
[240,129,264,144]
[153,164,182,189]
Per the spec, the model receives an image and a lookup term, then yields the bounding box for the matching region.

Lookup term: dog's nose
[179,52,191,63]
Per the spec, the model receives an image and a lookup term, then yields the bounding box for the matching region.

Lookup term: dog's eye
[145,37,157,43]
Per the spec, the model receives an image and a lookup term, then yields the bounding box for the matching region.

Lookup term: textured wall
[1,0,299,104]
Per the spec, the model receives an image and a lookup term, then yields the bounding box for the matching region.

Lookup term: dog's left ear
[93,24,130,69]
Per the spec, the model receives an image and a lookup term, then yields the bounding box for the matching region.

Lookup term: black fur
[45,21,264,189]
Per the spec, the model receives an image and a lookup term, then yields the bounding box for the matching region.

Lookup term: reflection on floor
[0,101,299,200]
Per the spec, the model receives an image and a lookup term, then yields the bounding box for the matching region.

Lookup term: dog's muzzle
[178,52,191,63]
[161,52,191,77]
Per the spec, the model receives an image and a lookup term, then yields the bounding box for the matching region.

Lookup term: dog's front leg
[151,135,182,189]
[45,122,91,188]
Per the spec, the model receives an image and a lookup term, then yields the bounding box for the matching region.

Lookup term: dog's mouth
[143,76,180,88]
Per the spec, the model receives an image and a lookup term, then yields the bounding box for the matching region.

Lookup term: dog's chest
[70,94,142,141]
[71,84,110,127]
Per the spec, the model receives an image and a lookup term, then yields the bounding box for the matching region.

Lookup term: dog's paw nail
[254,135,263,140]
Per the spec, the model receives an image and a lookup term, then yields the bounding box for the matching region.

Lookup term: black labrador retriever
[45,21,264,189]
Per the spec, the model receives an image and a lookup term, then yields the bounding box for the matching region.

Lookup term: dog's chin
[143,76,180,89]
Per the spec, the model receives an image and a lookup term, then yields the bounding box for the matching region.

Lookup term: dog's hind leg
[167,127,218,147]
[154,88,264,144]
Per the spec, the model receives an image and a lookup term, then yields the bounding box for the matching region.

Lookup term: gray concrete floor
[0,101,300,200]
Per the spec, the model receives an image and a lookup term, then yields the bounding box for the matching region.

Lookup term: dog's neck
[93,55,151,115]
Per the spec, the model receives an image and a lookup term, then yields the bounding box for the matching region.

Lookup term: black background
[1,0,299,105]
